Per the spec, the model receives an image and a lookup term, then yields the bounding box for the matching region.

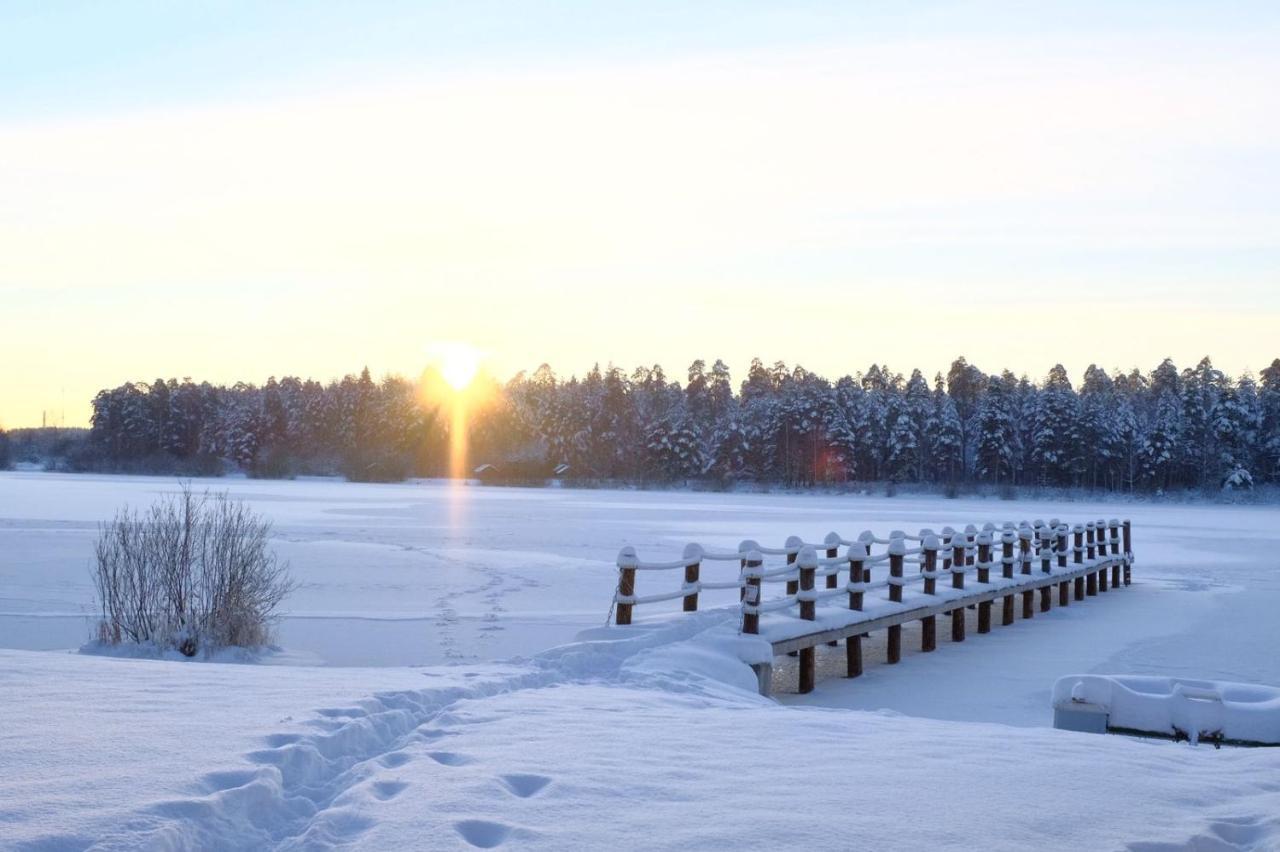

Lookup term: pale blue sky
[2,1,1278,426]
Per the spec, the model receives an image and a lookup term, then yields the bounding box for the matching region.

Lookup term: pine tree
[975,376,1016,482]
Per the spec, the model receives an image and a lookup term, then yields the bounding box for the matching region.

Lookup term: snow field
[5,473,1280,849]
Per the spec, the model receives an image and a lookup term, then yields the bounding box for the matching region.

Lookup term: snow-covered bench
[1053,675,1280,747]
[614,519,1133,695]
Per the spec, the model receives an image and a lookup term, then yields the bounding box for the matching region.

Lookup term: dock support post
[615,546,637,626]
[1039,528,1053,612]
[1001,531,1016,626]
[951,535,966,642]
[824,533,840,645]
[742,551,763,635]
[976,533,992,634]
[847,548,865,678]
[1086,523,1098,596]
[1056,524,1070,606]
[1019,527,1035,619]
[682,544,702,612]
[887,542,905,663]
[797,547,817,693]
[1109,520,1122,589]
[921,537,938,652]
[1122,520,1132,586]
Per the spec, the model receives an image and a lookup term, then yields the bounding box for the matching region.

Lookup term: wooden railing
[613,519,1133,695]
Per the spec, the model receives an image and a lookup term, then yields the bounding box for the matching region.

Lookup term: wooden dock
[613,519,1133,696]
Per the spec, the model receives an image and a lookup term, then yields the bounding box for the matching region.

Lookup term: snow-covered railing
[614,518,1133,694]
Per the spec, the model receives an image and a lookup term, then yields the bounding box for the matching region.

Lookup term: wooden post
[846,544,865,678]
[824,533,841,590]
[1095,519,1109,592]
[1056,525,1070,606]
[1122,519,1132,586]
[977,532,992,634]
[741,551,763,635]
[682,543,702,612]
[951,533,966,642]
[1018,528,1034,619]
[887,540,904,663]
[1073,525,1085,601]
[921,536,938,652]
[1001,531,1016,626]
[940,526,955,576]
[824,533,840,646]
[1109,520,1122,589]
[1039,528,1053,612]
[1085,523,1098,596]
[783,537,803,657]
[615,546,637,626]
[784,535,803,596]
[738,539,758,602]
[797,546,817,694]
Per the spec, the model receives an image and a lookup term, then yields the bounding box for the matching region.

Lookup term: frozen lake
[2,471,1278,726]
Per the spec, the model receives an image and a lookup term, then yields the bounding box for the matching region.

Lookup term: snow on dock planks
[613,520,1133,696]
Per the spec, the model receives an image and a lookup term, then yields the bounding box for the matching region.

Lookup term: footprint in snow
[454,820,513,848]
[371,780,409,801]
[426,751,473,767]
[498,774,551,798]
[379,751,412,768]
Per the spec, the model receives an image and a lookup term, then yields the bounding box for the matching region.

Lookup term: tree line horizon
[17,354,1280,492]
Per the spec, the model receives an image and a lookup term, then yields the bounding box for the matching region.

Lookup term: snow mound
[1053,674,1280,745]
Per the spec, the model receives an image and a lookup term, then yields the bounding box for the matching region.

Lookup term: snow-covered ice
[3,471,1280,849]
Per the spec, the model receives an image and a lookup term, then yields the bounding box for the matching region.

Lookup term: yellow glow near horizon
[3,37,1279,428]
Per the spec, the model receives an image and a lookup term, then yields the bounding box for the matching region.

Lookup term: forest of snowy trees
[74,355,1280,494]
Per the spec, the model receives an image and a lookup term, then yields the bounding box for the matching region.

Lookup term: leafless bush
[92,485,295,656]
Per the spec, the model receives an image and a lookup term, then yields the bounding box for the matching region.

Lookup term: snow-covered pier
[616,519,1133,695]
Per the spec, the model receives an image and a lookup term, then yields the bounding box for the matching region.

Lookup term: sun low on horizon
[433,342,484,393]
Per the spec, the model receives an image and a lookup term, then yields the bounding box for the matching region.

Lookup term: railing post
[682,543,703,612]
[1033,519,1045,556]
[797,545,817,694]
[951,533,966,642]
[738,539,758,603]
[1122,520,1133,586]
[977,532,992,634]
[887,539,905,664]
[741,550,763,635]
[615,546,638,626]
[1038,527,1053,612]
[1001,530,1016,626]
[1109,519,1122,589]
[1085,522,1098,596]
[1056,524,1070,606]
[823,532,841,590]
[1073,524,1085,600]
[824,532,841,646]
[784,535,803,597]
[1096,518,1109,592]
[847,542,866,678]
[1019,527,1034,619]
[921,535,938,652]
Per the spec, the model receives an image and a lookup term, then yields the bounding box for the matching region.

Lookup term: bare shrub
[92,485,295,656]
